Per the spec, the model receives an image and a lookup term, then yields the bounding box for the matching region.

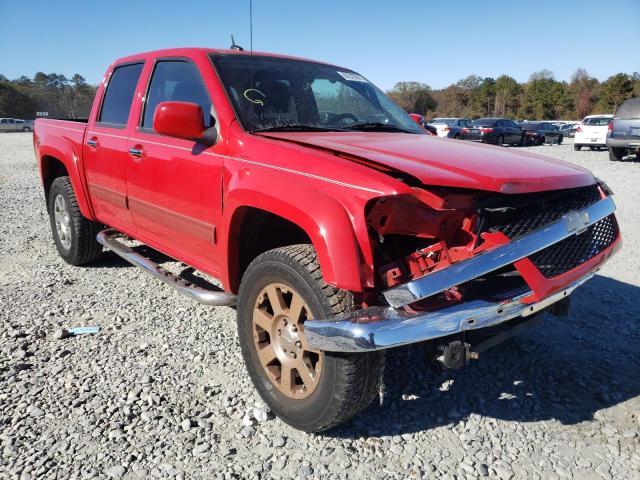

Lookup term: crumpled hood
[259,132,595,194]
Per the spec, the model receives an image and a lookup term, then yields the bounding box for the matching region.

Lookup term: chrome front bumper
[305,196,617,353]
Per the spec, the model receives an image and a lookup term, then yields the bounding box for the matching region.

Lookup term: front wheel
[237,245,384,432]
[557,135,563,144]
[574,144,582,151]
[496,135,504,146]
[48,176,103,265]
[22,127,31,132]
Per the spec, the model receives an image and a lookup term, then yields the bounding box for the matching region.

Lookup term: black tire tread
[240,244,384,431]
[49,176,103,265]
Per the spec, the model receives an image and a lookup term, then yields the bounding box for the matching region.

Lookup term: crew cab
[34,48,621,432]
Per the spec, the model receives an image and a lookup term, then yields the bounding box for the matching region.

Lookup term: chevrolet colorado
[34,48,621,432]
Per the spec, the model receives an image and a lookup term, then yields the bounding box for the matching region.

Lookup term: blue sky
[1,0,638,90]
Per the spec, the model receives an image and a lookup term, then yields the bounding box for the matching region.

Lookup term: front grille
[482,185,601,239]
[529,214,618,278]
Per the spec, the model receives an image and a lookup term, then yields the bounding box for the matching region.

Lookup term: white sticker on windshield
[337,71,368,83]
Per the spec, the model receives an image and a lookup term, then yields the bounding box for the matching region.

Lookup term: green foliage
[387,81,437,116]
[390,69,638,120]
[597,73,634,113]
[0,72,97,119]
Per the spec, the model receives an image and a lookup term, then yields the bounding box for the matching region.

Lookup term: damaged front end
[304,182,620,356]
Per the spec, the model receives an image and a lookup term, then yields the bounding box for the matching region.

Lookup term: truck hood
[259,132,595,194]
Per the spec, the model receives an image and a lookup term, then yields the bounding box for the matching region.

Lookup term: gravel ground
[1,132,639,480]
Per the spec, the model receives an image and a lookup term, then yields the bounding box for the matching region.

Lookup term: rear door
[83,62,144,232]
[126,57,225,272]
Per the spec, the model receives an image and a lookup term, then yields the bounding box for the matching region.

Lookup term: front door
[126,58,224,273]
[83,62,144,232]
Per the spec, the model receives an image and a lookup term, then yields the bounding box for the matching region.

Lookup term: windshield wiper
[253,124,345,133]
[341,122,415,133]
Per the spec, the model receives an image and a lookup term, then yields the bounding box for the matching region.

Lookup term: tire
[574,144,582,151]
[497,135,504,146]
[237,244,385,432]
[22,127,31,132]
[557,135,563,145]
[48,176,103,265]
[454,133,460,139]
[540,136,546,145]
[609,147,626,161]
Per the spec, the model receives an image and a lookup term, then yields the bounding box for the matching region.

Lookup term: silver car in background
[0,118,34,132]
[426,117,471,138]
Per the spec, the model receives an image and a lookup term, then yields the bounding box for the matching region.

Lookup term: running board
[96,228,237,306]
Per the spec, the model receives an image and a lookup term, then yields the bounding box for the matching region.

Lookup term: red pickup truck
[34,48,620,432]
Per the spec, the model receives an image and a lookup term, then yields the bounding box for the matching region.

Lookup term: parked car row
[420,117,566,147]
[0,118,34,132]
[418,106,638,162]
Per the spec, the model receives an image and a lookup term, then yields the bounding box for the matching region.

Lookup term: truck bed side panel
[33,119,95,220]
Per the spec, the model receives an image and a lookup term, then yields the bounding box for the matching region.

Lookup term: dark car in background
[519,121,564,145]
[607,97,640,161]
[425,117,471,138]
[460,118,523,146]
[559,123,579,138]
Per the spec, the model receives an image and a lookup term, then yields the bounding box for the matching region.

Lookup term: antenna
[249,0,255,132]
[230,34,244,51]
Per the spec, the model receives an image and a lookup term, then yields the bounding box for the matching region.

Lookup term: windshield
[211,54,423,134]
[583,117,611,126]
[429,118,456,125]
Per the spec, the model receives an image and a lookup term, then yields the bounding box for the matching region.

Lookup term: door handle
[129,147,143,157]
[87,139,98,148]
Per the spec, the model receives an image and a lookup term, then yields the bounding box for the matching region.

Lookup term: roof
[111,47,340,68]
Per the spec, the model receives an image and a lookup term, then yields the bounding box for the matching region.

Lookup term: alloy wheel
[252,283,322,399]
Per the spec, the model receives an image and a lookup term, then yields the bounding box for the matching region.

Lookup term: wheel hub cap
[252,283,322,399]
[53,194,71,250]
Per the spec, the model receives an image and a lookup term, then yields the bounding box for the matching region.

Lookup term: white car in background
[574,115,613,151]
[426,118,471,138]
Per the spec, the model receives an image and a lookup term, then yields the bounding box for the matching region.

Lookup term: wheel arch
[223,189,364,295]
[38,145,94,219]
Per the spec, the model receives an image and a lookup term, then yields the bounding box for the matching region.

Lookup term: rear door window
[141,60,212,130]
[98,63,144,127]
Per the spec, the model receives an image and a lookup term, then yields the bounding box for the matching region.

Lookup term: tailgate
[612,119,640,140]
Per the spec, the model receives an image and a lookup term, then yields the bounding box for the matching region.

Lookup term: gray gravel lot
[1,132,639,480]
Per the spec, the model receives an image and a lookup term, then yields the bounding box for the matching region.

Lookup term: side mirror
[153,101,216,145]
[408,113,424,125]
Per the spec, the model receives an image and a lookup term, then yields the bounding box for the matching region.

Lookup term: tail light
[461,127,469,134]
[480,128,494,133]
[607,121,613,132]
[576,126,582,133]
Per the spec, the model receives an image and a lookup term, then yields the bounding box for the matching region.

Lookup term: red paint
[33,47,620,301]
[153,101,205,140]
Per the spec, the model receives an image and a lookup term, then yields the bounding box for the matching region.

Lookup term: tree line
[1,68,639,122]
[387,69,640,121]
[0,73,97,119]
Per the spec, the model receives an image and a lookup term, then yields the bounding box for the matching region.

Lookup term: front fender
[223,176,364,293]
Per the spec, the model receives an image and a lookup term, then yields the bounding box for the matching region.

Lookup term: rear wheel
[609,147,626,161]
[497,135,504,146]
[22,126,31,132]
[48,176,103,265]
[237,245,385,432]
[557,135,563,144]
[574,144,582,151]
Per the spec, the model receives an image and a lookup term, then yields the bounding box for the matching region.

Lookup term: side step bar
[96,228,236,306]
